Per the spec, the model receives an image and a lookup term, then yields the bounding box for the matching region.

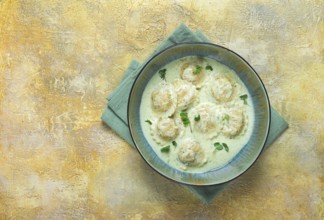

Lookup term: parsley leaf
[214,142,223,150]
[205,65,213,71]
[182,119,190,125]
[240,94,248,105]
[223,143,229,152]
[222,114,230,122]
[194,115,200,122]
[180,112,188,117]
[160,145,170,153]
[172,141,177,147]
[159,69,167,80]
[145,120,152,125]
[193,65,203,75]
[180,112,189,126]
[180,111,192,132]
[214,142,230,152]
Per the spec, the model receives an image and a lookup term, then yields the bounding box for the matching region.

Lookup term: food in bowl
[128,43,270,185]
[140,56,254,173]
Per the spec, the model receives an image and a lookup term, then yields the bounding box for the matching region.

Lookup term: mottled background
[0,0,323,219]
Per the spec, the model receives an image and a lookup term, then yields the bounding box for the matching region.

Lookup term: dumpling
[210,77,234,102]
[177,138,206,167]
[156,117,179,140]
[151,82,177,116]
[172,79,197,110]
[180,62,206,87]
[190,102,218,137]
[150,117,183,145]
[221,107,246,137]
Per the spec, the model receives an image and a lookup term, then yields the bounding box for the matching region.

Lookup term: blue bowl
[128,43,271,186]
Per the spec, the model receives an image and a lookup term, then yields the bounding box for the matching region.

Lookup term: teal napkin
[101,24,288,204]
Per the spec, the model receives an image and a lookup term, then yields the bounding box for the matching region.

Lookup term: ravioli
[180,62,206,87]
[210,77,234,102]
[172,79,197,110]
[156,117,179,140]
[221,107,246,137]
[177,138,206,167]
[151,82,177,116]
[190,102,218,135]
[150,117,184,145]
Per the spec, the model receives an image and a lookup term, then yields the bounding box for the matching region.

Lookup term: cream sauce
[140,56,254,173]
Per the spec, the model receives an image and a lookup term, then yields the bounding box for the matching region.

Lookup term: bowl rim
[127,42,271,186]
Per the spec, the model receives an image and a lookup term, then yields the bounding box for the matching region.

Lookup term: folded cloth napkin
[101,24,288,204]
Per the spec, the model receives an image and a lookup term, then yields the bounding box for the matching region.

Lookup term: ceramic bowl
[128,43,270,186]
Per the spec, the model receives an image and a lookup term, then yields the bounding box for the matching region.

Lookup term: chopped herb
[180,112,189,125]
[194,114,200,122]
[222,114,230,122]
[223,143,229,152]
[240,94,248,105]
[180,112,188,117]
[205,65,213,71]
[182,119,190,125]
[160,145,170,153]
[193,65,203,75]
[172,141,177,147]
[145,120,152,125]
[180,111,192,132]
[158,69,167,80]
[214,142,223,150]
[214,142,230,152]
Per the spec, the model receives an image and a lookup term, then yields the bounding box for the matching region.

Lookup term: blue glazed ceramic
[128,43,271,186]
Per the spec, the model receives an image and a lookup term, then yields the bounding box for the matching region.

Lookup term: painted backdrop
[0,0,323,219]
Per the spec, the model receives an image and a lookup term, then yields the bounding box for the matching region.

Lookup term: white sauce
[140,56,254,173]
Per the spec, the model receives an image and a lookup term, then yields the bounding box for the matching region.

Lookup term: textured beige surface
[0,0,323,219]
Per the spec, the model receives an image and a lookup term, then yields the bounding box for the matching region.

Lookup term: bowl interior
[128,43,270,185]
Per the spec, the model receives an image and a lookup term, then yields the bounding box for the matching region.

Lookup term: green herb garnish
[160,145,170,153]
[172,141,177,147]
[222,114,230,122]
[193,65,203,75]
[214,142,223,150]
[240,94,248,105]
[180,112,190,125]
[194,115,200,122]
[182,118,190,125]
[223,143,229,152]
[145,120,152,125]
[205,65,213,71]
[214,142,230,152]
[180,111,192,132]
[159,69,167,80]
